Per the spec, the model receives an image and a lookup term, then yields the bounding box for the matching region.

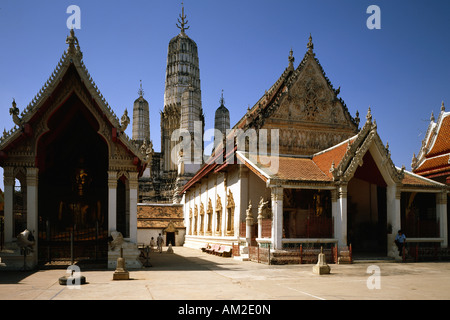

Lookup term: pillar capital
[108,171,118,188]
[128,171,139,190]
[271,186,284,202]
[338,184,347,199]
[26,167,39,187]
[437,192,447,205]
[3,167,15,186]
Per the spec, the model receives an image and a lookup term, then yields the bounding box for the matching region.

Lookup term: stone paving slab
[1,246,450,301]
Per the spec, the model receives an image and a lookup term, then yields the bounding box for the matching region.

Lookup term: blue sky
[0,0,450,190]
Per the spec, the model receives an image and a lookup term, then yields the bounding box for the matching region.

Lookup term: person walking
[157,233,164,253]
[395,230,406,256]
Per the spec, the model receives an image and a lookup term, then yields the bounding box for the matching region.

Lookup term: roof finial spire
[288,48,295,69]
[220,89,225,106]
[176,2,190,34]
[307,33,314,52]
[138,80,144,97]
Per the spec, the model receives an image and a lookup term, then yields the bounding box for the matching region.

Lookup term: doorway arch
[36,93,109,265]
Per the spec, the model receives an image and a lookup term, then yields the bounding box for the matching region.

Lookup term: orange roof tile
[240,153,331,183]
[415,153,450,174]
[427,114,450,157]
[312,138,355,178]
[402,171,444,187]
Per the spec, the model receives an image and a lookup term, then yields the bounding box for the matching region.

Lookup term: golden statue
[58,158,102,229]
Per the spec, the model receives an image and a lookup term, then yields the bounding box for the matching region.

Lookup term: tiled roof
[414,111,450,176]
[254,154,331,182]
[427,114,450,157]
[414,153,450,176]
[312,137,356,179]
[401,171,445,187]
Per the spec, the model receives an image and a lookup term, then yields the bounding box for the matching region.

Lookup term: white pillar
[239,167,249,238]
[26,167,39,267]
[108,171,117,235]
[336,185,348,248]
[331,189,338,241]
[246,203,254,246]
[387,184,401,257]
[3,167,14,243]
[437,192,448,248]
[26,167,39,239]
[271,186,283,250]
[129,172,139,244]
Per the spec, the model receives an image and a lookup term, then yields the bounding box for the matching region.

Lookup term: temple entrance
[166,232,175,246]
[347,152,388,256]
[37,94,109,266]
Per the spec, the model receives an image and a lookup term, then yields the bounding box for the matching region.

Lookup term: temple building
[0,30,149,269]
[412,103,450,245]
[1,6,448,270]
[181,36,448,260]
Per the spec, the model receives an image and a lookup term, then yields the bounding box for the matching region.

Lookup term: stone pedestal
[113,249,130,280]
[313,248,331,275]
[108,242,142,270]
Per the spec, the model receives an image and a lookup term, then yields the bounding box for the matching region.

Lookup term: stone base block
[113,271,130,280]
[313,264,331,275]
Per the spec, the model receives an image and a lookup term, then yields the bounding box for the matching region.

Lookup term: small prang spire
[176,2,190,34]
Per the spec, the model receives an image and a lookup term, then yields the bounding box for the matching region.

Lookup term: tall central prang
[161,3,204,202]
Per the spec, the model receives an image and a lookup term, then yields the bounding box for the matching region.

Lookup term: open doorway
[166,232,175,246]
[347,152,388,257]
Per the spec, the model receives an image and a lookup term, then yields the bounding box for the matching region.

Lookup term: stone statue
[9,99,22,127]
[120,109,130,132]
[258,197,269,219]
[246,200,252,218]
[17,229,35,252]
[109,231,125,251]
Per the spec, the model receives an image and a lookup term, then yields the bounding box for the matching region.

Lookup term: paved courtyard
[1,246,450,302]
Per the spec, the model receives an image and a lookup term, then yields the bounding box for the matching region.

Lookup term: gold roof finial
[176,2,190,34]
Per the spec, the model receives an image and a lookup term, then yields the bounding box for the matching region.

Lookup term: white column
[129,172,139,244]
[26,167,39,239]
[387,184,401,257]
[3,167,14,243]
[108,171,117,235]
[26,167,39,267]
[271,186,283,250]
[246,203,254,246]
[239,167,249,238]
[437,192,448,248]
[331,189,338,240]
[336,185,347,248]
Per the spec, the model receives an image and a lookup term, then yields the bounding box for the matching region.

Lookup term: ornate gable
[234,35,359,156]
